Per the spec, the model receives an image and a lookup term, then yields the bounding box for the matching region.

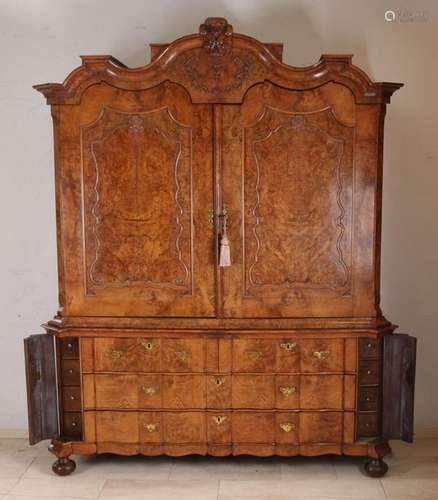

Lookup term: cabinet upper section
[34,17,402,106]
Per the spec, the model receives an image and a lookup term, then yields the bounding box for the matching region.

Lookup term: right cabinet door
[220,82,380,318]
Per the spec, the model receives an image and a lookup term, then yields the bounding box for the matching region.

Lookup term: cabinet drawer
[299,412,343,443]
[62,386,81,412]
[300,339,344,373]
[358,387,379,411]
[232,412,275,443]
[96,411,139,443]
[90,374,206,410]
[232,375,275,409]
[357,412,379,437]
[62,412,82,439]
[207,375,231,409]
[276,413,299,444]
[94,338,161,372]
[207,412,231,444]
[359,338,380,359]
[162,339,204,372]
[60,338,79,359]
[358,359,380,385]
[300,375,343,410]
[61,359,80,385]
[163,412,206,443]
[275,375,300,409]
[233,339,275,372]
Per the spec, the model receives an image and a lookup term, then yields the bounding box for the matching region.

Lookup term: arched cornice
[34,17,403,105]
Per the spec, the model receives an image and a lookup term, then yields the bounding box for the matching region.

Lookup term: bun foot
[364,458,388,478]
[52,457,76,476]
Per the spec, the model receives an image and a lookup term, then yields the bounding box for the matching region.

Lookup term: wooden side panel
[24,335,59,444]
[382,334,417,442]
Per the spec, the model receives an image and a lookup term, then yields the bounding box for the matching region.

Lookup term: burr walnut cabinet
[24,18,416,477]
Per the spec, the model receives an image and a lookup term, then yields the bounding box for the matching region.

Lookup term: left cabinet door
[24,335,59,444]
[56,83,216,317]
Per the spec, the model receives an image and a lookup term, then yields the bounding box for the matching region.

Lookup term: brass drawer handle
[280,423,296,433]
[313,350,330,360]
[280,341,297,352]
[279,386,296,397]
[144,423,158,433]
[141,340,155,351]
[211,376,225,386]
[141,386,157,395]
[212,415,227,425]
[175,350,189,361]
[108,349,123,359]
[247,350,263,361]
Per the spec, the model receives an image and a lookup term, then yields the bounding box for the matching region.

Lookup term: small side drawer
[62,387,82,412]
[357,412,379,437]
[358,387,379,411]
[358,359,380,385]
[61,359,80,386]
[62,412,82,440]
[359,338,380,359]
[60,338,79,359]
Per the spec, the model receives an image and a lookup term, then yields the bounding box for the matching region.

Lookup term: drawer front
[276,413,299,444]
[232,340,275,372]
[163,412,206,443]
[91,374,206,410]
[358,386,379,411]
[61,359,80,385]
[96,411,139,443]
[232,412,275,443]
[207,412,231,444]
[139,412,162,443]
[232,375,275,409]
[275,375,300,409]
[94,338,161,372]
[357,412,379,437]
[162,339,204,372]
[299,375,343,410]
[358,359,380,385]
[60,338,79,359]
[62,412,82,439]
[206,375,231,409]
[276,339,300,372]
[359,338,380,359]
[300,339,344,373]
[62,386,82,412]
[299,412,343,443]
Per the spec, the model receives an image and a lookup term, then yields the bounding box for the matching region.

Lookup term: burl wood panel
[55,82,215,317]
[94,338,161,372]
[299,412,343,443]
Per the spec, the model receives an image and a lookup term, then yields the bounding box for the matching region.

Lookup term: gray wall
[1,0,437,435]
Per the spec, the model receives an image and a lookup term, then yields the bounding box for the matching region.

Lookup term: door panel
[60,82,215,316]
[382,334,417,442]
[221,82,358,317]
[24,335,59,444]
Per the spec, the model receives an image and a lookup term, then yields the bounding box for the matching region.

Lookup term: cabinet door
[24,335,59,444]
[58,82,215,317]
[220,82,375,317]
[382,334,417,442]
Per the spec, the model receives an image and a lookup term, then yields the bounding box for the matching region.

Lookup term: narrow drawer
[358,386,379,411]
[359,338,380,359]
[61,359,80,386]
[358,359,380,385]
[62,386,81,412]
[60,338,79,359]
[62,412,82,440]
[357,412,379,437]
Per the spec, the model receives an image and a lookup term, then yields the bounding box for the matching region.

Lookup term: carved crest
[199,17,233,56]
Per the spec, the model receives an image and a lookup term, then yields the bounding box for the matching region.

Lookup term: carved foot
[52,457,76,476]
[364,458,388,478]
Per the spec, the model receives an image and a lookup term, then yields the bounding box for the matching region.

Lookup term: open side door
[24,334,59,444]
[382,333,417,442]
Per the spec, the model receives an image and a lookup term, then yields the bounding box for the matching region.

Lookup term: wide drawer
[94,338,204,373]
[232,338,349,373]
[88,410,354,445]
[83,373,356,411]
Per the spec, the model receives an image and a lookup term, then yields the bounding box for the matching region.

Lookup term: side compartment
[24,334,59,444]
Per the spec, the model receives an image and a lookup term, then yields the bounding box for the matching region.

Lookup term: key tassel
[219,230,231,267]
